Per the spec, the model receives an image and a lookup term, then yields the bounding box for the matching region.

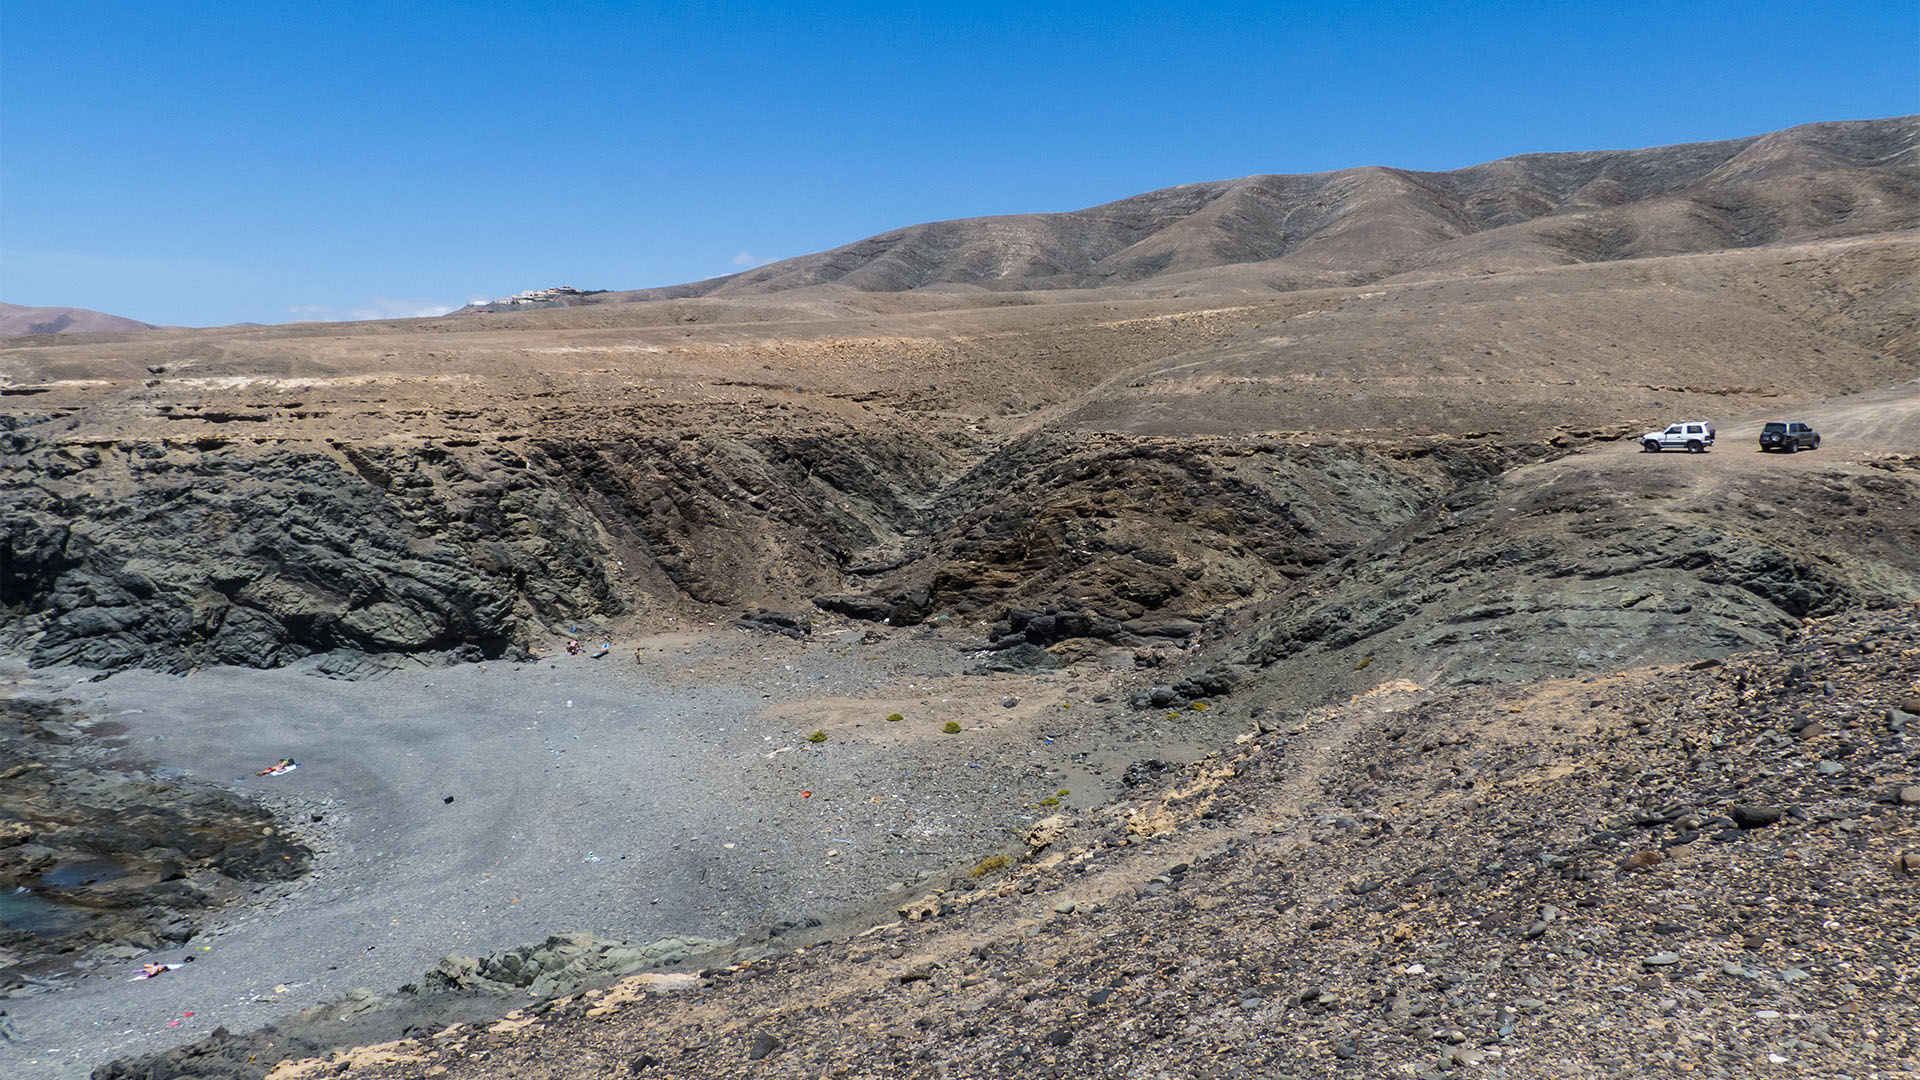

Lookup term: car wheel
[1643,440,1660,453]
[1783,440,1796,453]
[1687,440,1703,452]
[1812,436,1821,450]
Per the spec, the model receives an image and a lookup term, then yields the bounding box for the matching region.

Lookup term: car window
[1764,423,1786,432]
[1666,425,1682,434]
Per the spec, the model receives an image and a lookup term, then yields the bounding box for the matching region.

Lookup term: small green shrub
[968,853,1012,877]
[807,730,828,743]
[886,712,905,723]
[1191,701,1208,711]
[942,721,962,734]
[1039,796,1060,807]
[1056,788,1070,797]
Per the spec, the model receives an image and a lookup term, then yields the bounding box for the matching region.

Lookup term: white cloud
[730,251,776,268]
[284,297,461,323]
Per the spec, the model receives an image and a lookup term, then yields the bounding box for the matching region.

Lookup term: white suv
[1641,421,1715,453]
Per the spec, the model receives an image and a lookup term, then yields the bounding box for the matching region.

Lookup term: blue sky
[2,1,1915,327]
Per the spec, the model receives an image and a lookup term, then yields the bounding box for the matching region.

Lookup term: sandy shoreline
[1,625,1239,1079]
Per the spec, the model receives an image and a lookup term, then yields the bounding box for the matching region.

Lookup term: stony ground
[2,127,1916,1080]
[0,697,310,980]
[94,608,1920,1080]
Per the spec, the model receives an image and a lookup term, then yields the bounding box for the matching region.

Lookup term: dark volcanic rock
[733,610,813,639]
[0,700,310,979]
[2,436,619,673]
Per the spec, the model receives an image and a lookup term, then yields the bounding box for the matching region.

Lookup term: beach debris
[584,852,603,863]
[256,759,299,777]
[166,1010,195,1027]
[801,790,813,798]
[443,795,456,804]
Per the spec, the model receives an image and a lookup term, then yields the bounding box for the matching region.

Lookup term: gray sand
[2,629,1222,1078]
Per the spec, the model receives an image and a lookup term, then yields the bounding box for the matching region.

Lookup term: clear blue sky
[2,1,1915,327]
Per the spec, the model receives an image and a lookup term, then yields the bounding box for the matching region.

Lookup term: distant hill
[0,302,154,337]
[605,115,1918,301]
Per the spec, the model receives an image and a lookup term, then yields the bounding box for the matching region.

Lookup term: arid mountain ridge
[590,115,1920,302]
[3,118,1918,682]
[0,303,154,338]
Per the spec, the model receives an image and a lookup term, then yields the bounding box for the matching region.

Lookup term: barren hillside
[584,116,1919,302]
[0,303,154,338]
[2,119,1919,1080]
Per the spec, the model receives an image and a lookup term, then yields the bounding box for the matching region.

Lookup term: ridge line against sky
[1,0,1916,328]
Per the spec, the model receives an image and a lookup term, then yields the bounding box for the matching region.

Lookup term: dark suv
[1759,421,1820,452]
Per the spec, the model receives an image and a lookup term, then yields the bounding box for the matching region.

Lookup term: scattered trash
[584,853,603,863]
[442,795,456,804]
[801,790,813,798]
[256,759,299,777]
[766,746,794,758]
